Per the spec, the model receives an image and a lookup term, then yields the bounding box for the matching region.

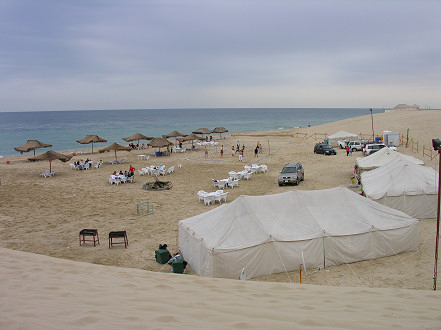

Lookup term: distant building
[385,104,422,112]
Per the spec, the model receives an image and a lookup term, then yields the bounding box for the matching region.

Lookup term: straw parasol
[28,150,73,172]
[212,127,229,139]
[147,137,173,155]
[162,131,186,139]
[122,133,153,145]
[179,133,202,147]
[14,140,52,156]
[98,142,131,160]
[192,128,212,135]
[76,135,107,154]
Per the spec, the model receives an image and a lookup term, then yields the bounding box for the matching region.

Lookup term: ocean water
[0,108,382,157]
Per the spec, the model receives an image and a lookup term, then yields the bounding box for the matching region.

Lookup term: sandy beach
[1,110,441,328]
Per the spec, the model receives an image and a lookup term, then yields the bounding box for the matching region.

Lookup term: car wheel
[279,183,283,186]
[352,148,356,152]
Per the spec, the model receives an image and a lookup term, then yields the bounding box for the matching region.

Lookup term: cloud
[0,0,440,111]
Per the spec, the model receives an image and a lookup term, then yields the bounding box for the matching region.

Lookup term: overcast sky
[1,0,440,112]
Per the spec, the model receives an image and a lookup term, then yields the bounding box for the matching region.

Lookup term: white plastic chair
[138,169,145,176]
[167,166,175,175]
[40,170,51,178]
[230,179,239,188]
[260,165,268,173]
[197,190,208,202]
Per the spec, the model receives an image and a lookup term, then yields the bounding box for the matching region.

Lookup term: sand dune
[1,248,441,329]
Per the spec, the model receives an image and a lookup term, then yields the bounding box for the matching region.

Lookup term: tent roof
[327,130,358,139]
[179,187,418,250]
[361,158,438,199]
[356,148,424,170]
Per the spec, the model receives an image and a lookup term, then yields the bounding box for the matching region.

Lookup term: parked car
[362,143,397,156]
[314,143,337,155]
[278,162,304,186]
[347,140,365,152]
[338,139,350,149]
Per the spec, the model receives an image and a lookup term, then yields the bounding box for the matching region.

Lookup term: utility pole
[370,108,374,142]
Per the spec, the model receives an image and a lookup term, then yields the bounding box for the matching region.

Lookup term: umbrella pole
[115,150,118,161]
[49,160,52,173]
[34,150,36,156]
[92,142,94,154]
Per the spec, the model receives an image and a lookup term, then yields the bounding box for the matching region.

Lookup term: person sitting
[111,171,117,180]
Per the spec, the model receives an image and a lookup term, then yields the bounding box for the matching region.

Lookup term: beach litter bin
[172,258,184,274]
[155,249,171,264]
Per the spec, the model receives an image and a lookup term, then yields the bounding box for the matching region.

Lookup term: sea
[0,108,384,158]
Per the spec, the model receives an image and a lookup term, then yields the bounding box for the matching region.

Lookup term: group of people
[110,165,135,180]
[129,143,146,150]
[254,142,263,157]
[74,158,100,170]
[231,141,245,161]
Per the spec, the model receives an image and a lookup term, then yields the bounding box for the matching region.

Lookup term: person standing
[238,149,243,162]
[204,146,208,159]
[254,146,258,157]
[220,145,224,157]
[346,145,350,156]
[232,146,235,157]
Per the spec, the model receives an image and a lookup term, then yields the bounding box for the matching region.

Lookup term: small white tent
[361,158,438,219]
[356,147,424,171]
[178,187,418,280]
[327,130,358,147]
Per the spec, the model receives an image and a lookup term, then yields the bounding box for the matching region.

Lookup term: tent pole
[434,149,441,290]
[323,235,326,269]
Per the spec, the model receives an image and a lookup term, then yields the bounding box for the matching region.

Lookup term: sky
[1,0,440,112]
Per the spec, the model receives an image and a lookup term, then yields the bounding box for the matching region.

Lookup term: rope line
[325,234,364,287]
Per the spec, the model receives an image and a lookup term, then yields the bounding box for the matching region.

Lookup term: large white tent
[356,147,424,171]
[327,130,358,147]
[178,187,418,280]
[361,158,438,219]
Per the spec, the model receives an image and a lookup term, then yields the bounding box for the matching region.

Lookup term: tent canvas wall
[178,187,418,280]
[356,147,424,171]
[327,130,358,147]
[361,158,438,219]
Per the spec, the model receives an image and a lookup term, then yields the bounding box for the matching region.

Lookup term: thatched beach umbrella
[162,131,186,139]
[148,137,173,155]
[14,140,52,156]
[98,142,131,160]
[76,135,107,154]
[212,127,229,139]
[122,133,153,145]
[28,150,73,173]
[192,128,212,135]
[180,133,202,147]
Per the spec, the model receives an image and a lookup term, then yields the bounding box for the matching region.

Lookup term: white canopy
[178,187,418,280]
[356,147,424,170]
[327,130,358,147]
[361,158,438,219]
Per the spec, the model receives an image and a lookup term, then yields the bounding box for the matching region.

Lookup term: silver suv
[278,162,304,186]
[348,140,365,152]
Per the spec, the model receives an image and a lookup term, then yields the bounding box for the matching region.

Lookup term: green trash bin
[172,258,184,274]
[155,249,171,264]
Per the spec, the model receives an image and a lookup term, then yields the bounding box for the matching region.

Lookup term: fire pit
[143,177,173,191]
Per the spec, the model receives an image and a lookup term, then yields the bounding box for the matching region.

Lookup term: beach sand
[0,110,440,328]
